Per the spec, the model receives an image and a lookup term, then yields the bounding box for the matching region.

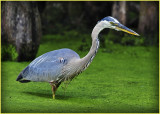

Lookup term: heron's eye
[110,22,114,25]
[110,22,118,26]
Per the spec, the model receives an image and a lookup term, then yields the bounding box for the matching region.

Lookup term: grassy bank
[1,35,159,113]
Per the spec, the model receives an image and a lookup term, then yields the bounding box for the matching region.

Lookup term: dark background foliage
[1,1,159,61]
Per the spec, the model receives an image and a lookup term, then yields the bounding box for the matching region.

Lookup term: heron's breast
[60,58,84,80]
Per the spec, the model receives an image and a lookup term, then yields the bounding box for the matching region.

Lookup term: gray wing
[21,48,80,82]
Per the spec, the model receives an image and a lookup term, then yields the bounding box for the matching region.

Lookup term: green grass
[1,34,159,113]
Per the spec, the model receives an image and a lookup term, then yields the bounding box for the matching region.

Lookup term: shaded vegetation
[1,1,158,61]
[1,44,18,61]
[2,34,158,113]
[40,1,158,46]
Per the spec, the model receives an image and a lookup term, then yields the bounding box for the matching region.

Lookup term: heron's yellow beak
[116,24,140,36]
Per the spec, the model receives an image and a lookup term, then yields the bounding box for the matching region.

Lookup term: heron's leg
[49,82,61,99]
[49,82,57,99]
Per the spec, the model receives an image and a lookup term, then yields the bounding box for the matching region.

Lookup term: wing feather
[21,48,80,82]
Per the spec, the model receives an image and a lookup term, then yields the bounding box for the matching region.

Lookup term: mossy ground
[1,35,159,113]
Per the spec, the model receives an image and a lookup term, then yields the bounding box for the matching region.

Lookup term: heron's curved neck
[80,22,106,70]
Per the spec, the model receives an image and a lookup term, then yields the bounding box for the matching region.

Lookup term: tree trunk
[111,1,127,43]
[2,1,41,61]
[68,2,84,27]
[112,1,127,25]
[138,1,158,45]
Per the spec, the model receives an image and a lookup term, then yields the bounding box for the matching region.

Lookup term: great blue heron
[16,16,139,99]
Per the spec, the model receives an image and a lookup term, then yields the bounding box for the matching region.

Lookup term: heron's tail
[16,73,31,83]
[16,66,31,83]
[16,73,23,81]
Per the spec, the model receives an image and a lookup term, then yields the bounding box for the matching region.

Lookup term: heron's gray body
[19,48,81,82]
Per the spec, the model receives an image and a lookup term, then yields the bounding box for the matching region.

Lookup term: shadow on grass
[23,91,51,99]
[23,91,71,100]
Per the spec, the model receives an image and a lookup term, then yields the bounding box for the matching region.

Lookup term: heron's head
[99,16,139,36]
